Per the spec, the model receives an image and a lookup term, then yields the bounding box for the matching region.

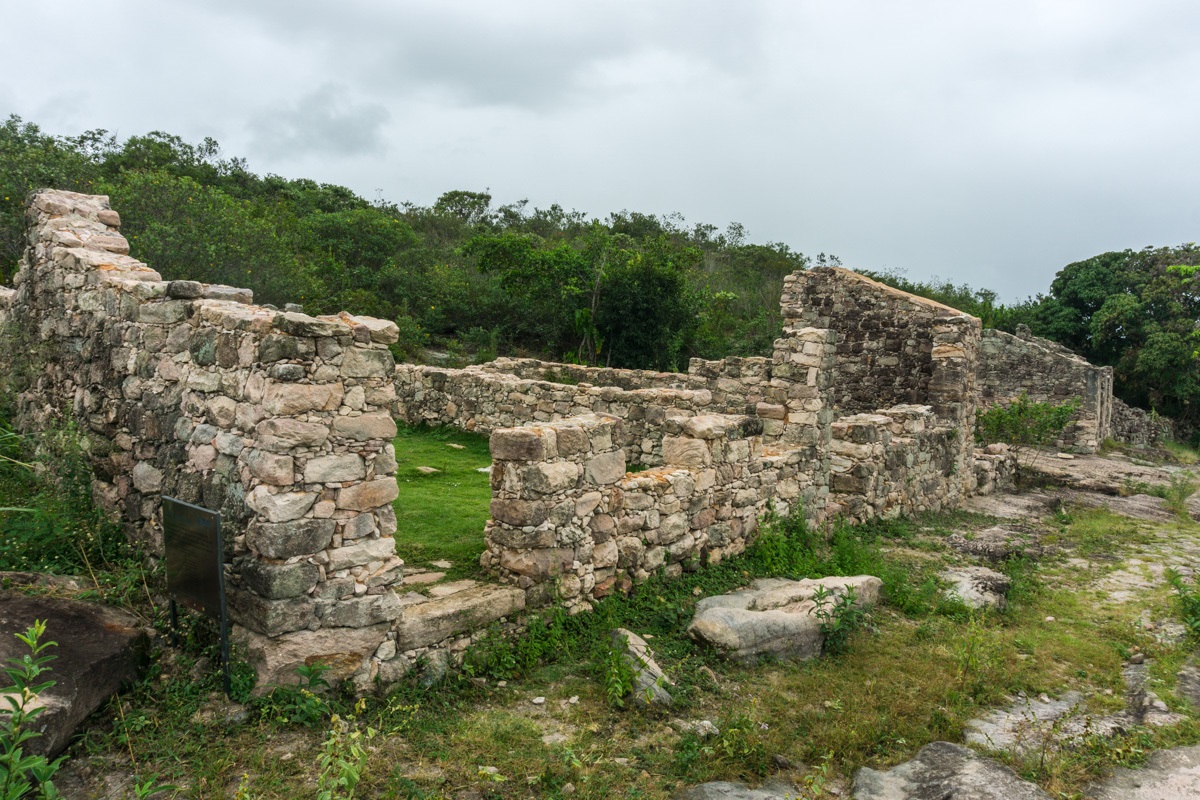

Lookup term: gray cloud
[248,85,390,159]
[3,0,1200,300]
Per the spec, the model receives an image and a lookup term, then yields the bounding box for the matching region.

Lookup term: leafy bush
[975,393,1080,452]
[0,414,130,574]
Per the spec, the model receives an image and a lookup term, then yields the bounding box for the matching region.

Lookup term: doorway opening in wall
[391,424,492,583]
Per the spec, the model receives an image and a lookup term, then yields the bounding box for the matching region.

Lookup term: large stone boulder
[687,576,881,663]
[852,741,1052,799]
[0,592,148,757]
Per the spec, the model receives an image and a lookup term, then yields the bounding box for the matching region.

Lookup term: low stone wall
[481,413,822,611]
[828,406,965,519]
[978,327,1113,452]
[1111,396,1176,448]
[394,364,719,466]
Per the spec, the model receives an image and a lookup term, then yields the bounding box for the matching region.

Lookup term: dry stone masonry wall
[3,191,1167,690]
[0,190,441,690]
[977,326,1113,452]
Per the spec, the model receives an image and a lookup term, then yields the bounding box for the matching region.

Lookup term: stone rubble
[688,576,882,663]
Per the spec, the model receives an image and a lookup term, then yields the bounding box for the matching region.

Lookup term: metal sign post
[162,496,231,697]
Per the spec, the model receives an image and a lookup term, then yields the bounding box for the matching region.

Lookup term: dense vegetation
[2,114,1197,430]
[0,115,815,372]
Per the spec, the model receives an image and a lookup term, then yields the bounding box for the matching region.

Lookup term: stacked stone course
[977,326,1113,452]
[10,191,1170,690]
[1,190,424,688]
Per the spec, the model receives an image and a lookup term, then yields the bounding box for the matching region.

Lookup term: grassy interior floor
[391,424,493,578]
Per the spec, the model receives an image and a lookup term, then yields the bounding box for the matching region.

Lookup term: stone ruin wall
[0,190,532,691]
[977,326,1114,452]
[393,268,1000,607]
[1111,396,1177,448]
[0,191,1090,689]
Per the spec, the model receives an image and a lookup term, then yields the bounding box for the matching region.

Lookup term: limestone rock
[394,585,525,650]
[941,566,1011,610]
[327,537,397,571]
[246,518,335,559]
[332,412,398,442]
[304,453,366,483]
[688,576,881,663]
[263,382,343,415]
[612,628,673,706]
[852,741,1052,799]
[674,779,800,800]
[235,624,387,691]
[948,526,1044,562]
[244,449,294,486]
[0,592,148,758]
[247,486,317,522]
[255,418,329,451]
[1087,744,1200,799]
[241,560,320,600]
[337,478,399,511]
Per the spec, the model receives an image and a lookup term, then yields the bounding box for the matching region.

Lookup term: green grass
[392,424,493,577]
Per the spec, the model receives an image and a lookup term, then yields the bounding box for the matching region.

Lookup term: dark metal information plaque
[162,496,231,695]
[163,497,223,618]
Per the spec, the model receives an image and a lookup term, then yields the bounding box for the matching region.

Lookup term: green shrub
[1,620,62,800]
[975,393,1080,452]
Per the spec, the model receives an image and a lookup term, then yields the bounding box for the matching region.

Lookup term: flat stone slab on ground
[948,525,1044,562]
[0,591,148,757]
[688,576,881,663]
[674,779,800,799]
[941,565,1011,610]
[852,741,1052,799]
[1088,744,1200,799]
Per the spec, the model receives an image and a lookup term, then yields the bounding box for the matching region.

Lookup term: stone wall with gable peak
[2,189,411,689]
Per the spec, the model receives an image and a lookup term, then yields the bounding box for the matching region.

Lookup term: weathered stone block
[263,382,343,415]
[490,499,549,527]
[524,461,580,494]
[585,450,626,485]
[491,427,552,461]
[244,449,295,486]
[130,462,162,493]
[274,311,350,338]
[304,454,366,484]
[320,593,402,628]
[138,300,189,324]
[241,560,320,600]
[663,436,711,467]
[248,486,317,522]
[229,590,314,636]
[337,478,399,511]
[394,585,525,650]
[340,348,395,378]
[255,418,329,451]
[247,518,336,559]
[498,547,574,579]
[332,413,397,441]
[326,536,397,571]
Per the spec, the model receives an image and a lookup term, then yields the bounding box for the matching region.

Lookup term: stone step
[394,584,525,651]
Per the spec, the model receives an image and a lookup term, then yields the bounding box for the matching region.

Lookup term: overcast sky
[4,0,1198,300]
